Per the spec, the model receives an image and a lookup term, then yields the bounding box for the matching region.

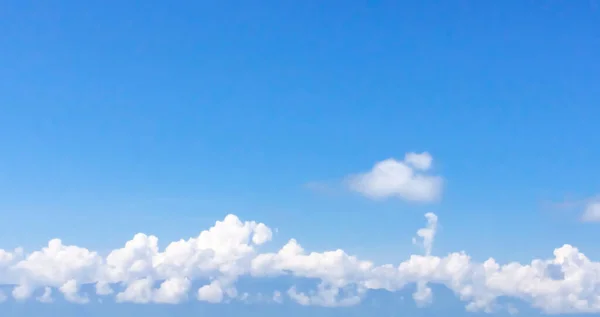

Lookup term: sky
[1,1,600,316]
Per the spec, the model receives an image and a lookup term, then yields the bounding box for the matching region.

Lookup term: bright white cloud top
[1,213,600,314]
[346,152,443,202]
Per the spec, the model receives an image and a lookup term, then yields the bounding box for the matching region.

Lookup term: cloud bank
[1,213,599,314]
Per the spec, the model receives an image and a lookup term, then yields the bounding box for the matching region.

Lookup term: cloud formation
[346,152,443,202]
[0,213,599,314]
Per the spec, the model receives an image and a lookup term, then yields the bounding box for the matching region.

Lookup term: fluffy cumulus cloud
[0,213,600,314]
[346,152,443,202]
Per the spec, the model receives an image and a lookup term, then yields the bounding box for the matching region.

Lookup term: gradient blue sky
[1,1,599,316]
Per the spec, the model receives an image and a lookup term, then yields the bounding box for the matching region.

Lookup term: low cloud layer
[346,152,443,202]
[1,213,599,314]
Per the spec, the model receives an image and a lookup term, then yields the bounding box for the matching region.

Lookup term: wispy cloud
[582,201,600,222]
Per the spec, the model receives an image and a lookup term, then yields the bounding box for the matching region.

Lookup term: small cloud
[197,281,224,304]
[60,280,89,304]
[345,152,443,202]
[405,152,433,170]
[37,287,53,303]
[95,281,114,296]
[12,284,33,301]
[412,212,438,256]
[413,281,432,307]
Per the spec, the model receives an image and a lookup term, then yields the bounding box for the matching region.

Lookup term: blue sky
[1,1,600,316]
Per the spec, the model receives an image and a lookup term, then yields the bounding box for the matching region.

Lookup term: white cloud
[12,239,102,289]
[59,279,89,304]
[252,223,273,245]
[287,287,310,306]
[0,290,6,303]
[286,283,363,307]
[412,212,438,256]
[0,248,21,268]
[95,281,113,295]
[197,280,224,303]
[405,152,433,170]
[412,214,437,307]
[116,278,154,304]
[113,276,193,304]
[346,152,443,202]
[413,281,432,307]
[0,213,599,314]
[12,283,34,300]
[37,287,53,303]
[581,202,600,222]
[154,277,191,304]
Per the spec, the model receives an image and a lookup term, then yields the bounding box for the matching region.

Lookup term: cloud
[95,280,113,295]
[115,277,153,304]
[413,281,432,307]
[286,283,363,307]
[412,212,438,256]
[13,238,102,286]
[412,212,437,307]
[12,284,34,301]
[60,279,89,304]
[37,287,53,303]
[405,152,433,170]
[581,201,600,222]
[0,214,599,314]
[197,280,224,303]
[154,277,191,304]
[346,152,443,202]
